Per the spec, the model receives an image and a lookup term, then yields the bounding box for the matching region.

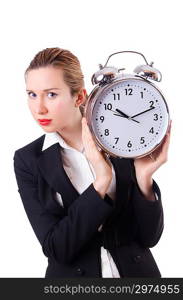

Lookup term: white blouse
[42,131,120,277]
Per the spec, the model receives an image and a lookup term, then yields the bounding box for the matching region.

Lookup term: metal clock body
[85,51,170,159]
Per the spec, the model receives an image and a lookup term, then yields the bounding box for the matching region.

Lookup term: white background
[0,0,182,277]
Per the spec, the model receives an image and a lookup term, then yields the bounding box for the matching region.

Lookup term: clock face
[91,77,169,158]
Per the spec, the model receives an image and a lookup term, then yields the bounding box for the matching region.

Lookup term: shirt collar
[42,132,73,152]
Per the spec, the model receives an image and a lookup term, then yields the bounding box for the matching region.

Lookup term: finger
[81,118,107,165]
[82,117,90,125]
[82,119,93,141]
[81,116,87,126]
[82,121,96,144]
[81,117,97,148]
[150,128,170,164]
[81,117,91,137]
[81,117,91,135]
[166,119,172,135]
[155,121,172,153]
[156,131,171,164]
[162,131,171,153]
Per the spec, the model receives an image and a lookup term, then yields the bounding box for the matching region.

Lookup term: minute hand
[131,107,155,118]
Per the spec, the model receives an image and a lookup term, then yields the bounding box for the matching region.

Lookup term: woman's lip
[38,119,52,125]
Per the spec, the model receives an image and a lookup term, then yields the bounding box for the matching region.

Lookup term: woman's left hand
[133,120,172,200]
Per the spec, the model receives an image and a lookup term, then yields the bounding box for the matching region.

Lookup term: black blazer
[13,134,163,278]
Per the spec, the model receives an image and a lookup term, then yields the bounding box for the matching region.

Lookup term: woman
[13,47,171,278]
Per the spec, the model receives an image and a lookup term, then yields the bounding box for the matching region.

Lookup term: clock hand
[109,109,129,121]
[115,108,131,119]
[110,109,122,116]
[109,109,140,123]
[115,108,140,123]
[113,113,140,123]
[131,107,155,118]
[110,109,129,119]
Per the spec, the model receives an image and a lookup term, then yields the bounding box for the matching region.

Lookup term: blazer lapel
[37,142,79,209]
[36,139,132,213]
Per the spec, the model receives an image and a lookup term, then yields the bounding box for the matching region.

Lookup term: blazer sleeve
[13,150,115,264]
[130,159,164,248]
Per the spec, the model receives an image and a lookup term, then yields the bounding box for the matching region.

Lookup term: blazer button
[76,268,85,275]
[133,255,142,263]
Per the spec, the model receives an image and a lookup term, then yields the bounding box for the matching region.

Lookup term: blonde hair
[25,47,88,114]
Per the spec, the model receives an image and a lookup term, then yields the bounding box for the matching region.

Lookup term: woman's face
[25,66,82,132]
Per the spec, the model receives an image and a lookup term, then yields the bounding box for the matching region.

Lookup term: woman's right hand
[81,117,112,198]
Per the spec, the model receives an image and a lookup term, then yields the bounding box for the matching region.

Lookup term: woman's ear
[75,88,87,107]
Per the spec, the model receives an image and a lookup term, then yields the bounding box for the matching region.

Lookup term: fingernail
[83,117,88,125]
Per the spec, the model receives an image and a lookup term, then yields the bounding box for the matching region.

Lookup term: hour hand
[115,108,140,123]
[115,108,130,118]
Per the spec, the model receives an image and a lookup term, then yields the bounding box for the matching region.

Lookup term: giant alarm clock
[84,51,170,159]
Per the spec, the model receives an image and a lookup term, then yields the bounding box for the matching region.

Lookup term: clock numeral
[100,116,104,122]
[153,114,158,121]
[149,127,154,134]
[140,91,143,98]
[104,129,109,136]
[140,137,145,144]
[113,93,120,100]
[104,103,112,110]
[125,88,133,96]
[114,137,119,144]
[127,140,132,148]
[149,101,155,108]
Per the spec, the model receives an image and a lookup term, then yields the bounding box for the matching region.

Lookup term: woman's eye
[27,92,36,98]
[48,92,57,98]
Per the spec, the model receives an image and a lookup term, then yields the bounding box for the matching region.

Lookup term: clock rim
[84,75,170,159]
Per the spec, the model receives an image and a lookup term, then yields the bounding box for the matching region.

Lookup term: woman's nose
[35,99,48,114]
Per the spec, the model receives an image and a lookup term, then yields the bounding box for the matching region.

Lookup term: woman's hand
[134,120,172,200]
[81,117,112,198]
[81,117,112,177]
